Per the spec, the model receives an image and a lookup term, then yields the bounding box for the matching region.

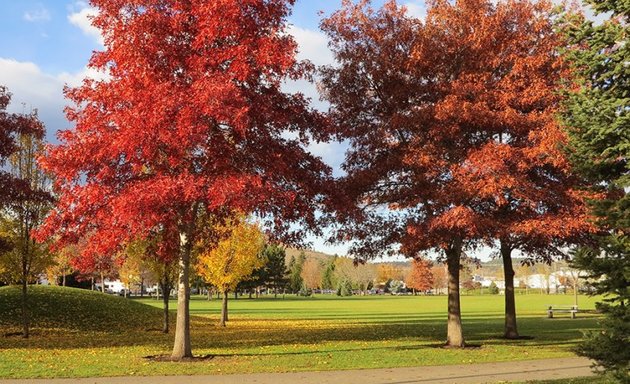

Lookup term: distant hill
[283,247,530,273]
[285,248,336,264]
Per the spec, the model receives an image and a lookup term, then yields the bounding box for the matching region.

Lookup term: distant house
[473,275,505,290]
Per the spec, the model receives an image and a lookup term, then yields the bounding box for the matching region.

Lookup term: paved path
[1,357,594,384]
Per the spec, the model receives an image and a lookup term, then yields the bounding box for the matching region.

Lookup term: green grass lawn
[0,286,604,379]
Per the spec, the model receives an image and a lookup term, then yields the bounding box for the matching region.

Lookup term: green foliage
[298,283,312,297]
[261,244,288,295]
[288,252,306,293]
[488,282,500,295]
[0,217,52,284]
[336,279,353,296]
[572,247,630,383]
[561,0,629,380]
[577,303,630,383]
[388,280,403,295]
[320,256,337,290]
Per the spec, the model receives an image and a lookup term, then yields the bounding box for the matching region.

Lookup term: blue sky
[0,1,429,258]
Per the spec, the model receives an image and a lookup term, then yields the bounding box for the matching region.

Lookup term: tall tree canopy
[0,86,46,211]
[562,0,629,380]
[321,0,590,346]
[0,88,52,339]
[36,0,330,359]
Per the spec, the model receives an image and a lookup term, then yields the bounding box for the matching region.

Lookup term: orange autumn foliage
[405,258,434,293]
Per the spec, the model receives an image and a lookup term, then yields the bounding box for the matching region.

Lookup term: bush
[298,284,312,297]
[389,280,403,295]
[488,282,500,295]
[336,280,353,297]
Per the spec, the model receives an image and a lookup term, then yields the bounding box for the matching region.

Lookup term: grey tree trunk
[171,251,191,358]
[100,271,105,293]
[171,229,194,360]
[220,290,228,327]
[500,240,519,339]
[446,238,465,347]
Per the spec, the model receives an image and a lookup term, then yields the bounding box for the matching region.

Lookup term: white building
[95,279,127,294]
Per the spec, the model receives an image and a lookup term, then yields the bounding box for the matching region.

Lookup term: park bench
[547,305,578,319]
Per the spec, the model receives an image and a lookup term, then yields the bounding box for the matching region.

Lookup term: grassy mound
[0,285,165,333]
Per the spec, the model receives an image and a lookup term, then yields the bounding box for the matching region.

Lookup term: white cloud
[0,58,107,140]
[23,6,51,22]
[68,4,103,46]
[288,25,335,68]
[404,2,426,19]
[58,66,110,87]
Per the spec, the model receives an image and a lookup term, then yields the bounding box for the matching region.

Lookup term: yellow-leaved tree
[196,215,265,327]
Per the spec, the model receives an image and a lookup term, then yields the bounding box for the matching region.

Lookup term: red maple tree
[321,0,591,346]
[36,0,330,359]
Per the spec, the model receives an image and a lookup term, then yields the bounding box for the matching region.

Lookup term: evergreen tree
[261,244,288,298]
[288,251,306,293]
[562,2,629,381]
[488,282,500,295]
[320,255,337,291]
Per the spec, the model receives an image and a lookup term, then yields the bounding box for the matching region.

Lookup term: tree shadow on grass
[0,313,598,355]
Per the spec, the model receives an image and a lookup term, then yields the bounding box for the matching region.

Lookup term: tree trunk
[501,240,519,339]
[207,288,212,301]
[140,278,144,298]
[21,278,29,338]
[62,274,66,287]
[445,238,465,347]
[100,271,105,293]
[234,291,238,300]
[220,290,228,327]
[171,231,193,359]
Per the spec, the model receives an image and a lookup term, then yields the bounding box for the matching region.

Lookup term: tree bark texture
[220,290,228,327]
[501,239,519,339]
[445,238,465,347]
[171,222,195,360]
